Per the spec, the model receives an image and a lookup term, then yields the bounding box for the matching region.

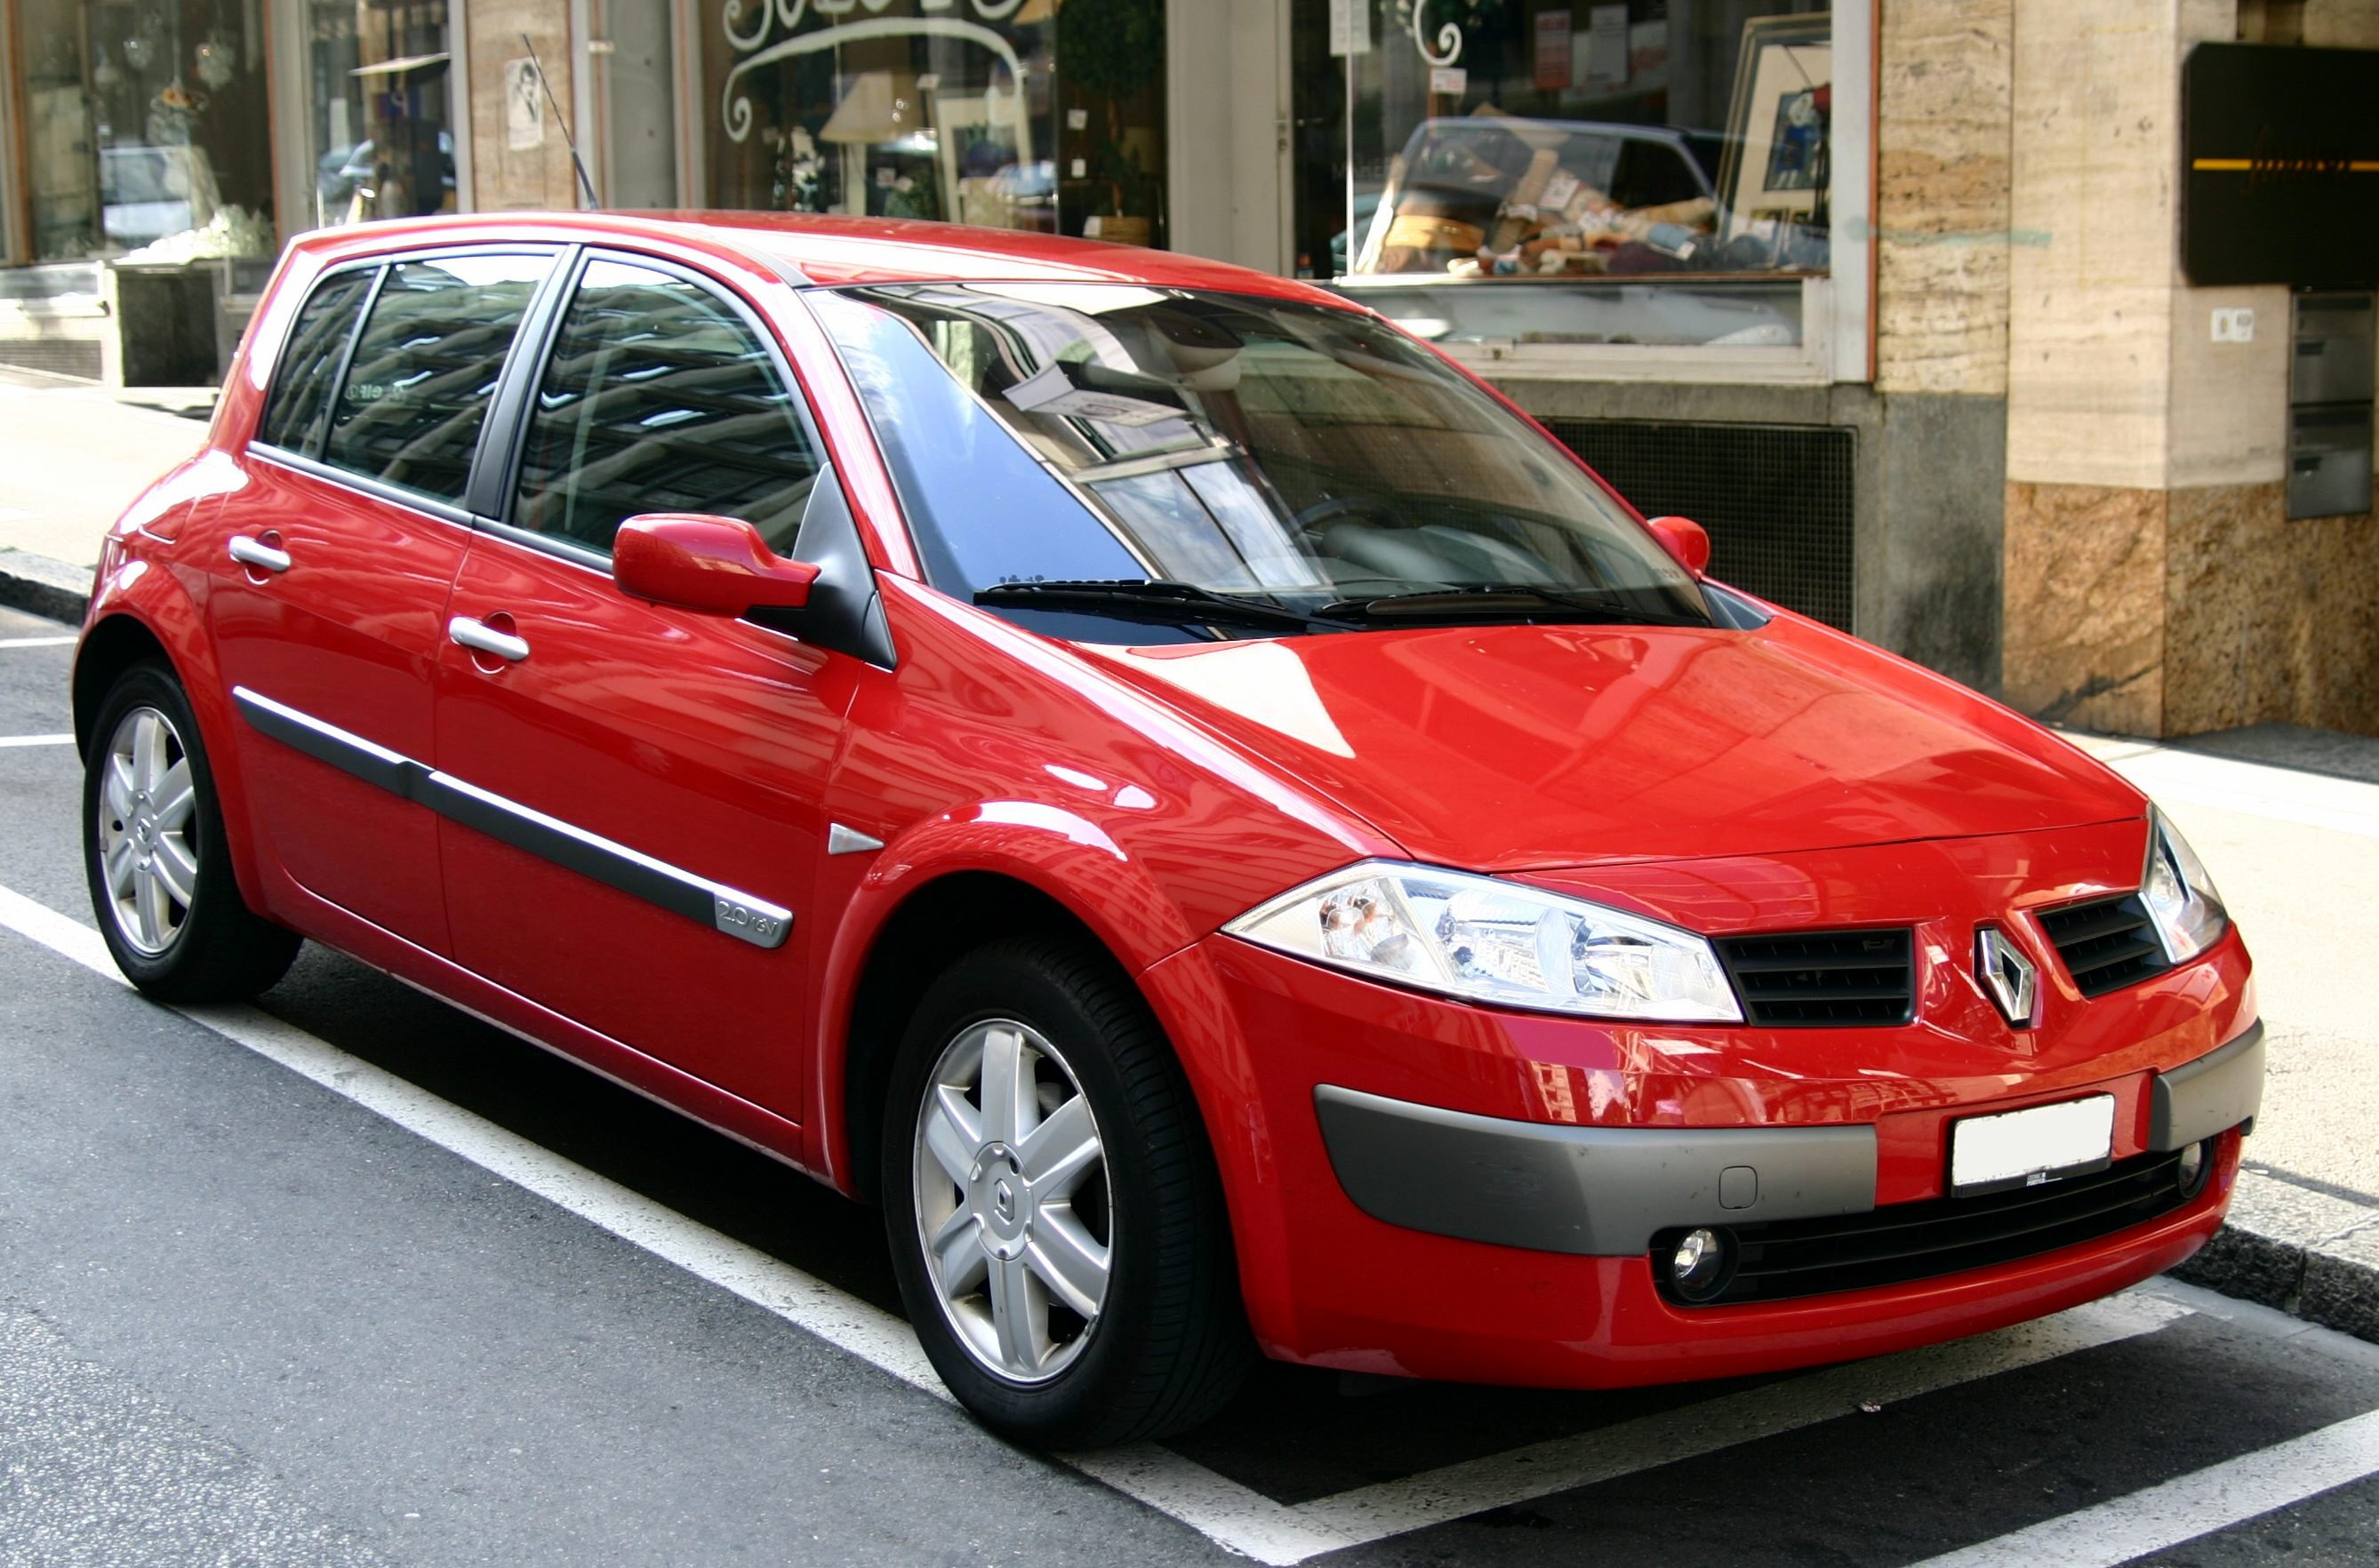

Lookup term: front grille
[1654,1147,2199,1307]
[1714,928,1915,1027]
[2039,893,2172,996]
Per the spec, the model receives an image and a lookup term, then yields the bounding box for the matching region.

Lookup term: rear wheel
[882,937,1253,1446]
[82,663,299,1000]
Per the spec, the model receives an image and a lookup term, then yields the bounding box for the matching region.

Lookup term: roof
[285,210,1349,308]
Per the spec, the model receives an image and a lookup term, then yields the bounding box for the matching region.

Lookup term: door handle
[228,535,291,573]
[448,616,531,663]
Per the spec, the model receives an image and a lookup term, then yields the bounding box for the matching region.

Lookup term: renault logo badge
[1975,926,2039,1029]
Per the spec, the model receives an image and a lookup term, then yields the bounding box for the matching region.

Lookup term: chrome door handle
[448,616,531,663]
[228,535,291,573]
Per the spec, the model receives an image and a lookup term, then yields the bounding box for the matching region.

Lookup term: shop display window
[1298,1,1836,353]
[302,2,458,230]
[697,0,1165,244]
[14,0,276,263]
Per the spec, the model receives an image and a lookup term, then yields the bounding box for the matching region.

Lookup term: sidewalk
[0,366,209,617]
[0,374,2371,1341]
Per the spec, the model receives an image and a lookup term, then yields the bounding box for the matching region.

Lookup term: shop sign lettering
[719,0,1030,142]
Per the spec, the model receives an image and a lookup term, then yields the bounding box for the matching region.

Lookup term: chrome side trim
[230,687,791,950]
[827,823,884,855]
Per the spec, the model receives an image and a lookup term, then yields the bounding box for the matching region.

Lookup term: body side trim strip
[229,687,791,950]
[1314,1084,1877,1256]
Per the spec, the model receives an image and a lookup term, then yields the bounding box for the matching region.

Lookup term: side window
[323,252,554,504]
[258,269,375,456]
[512,259,822,556]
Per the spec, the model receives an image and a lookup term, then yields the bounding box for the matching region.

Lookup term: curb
[2175,1166,2379,1343]
[2,538,2375,1346]
[0,549,92,627]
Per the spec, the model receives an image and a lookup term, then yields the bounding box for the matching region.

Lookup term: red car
[74,213,2262,1447]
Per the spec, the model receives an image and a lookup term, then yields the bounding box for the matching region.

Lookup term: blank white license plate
[1950,1094,2116,1194]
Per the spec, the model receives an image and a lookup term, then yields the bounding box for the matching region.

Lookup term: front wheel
[82,662,300,1000]
[882,938,1253,1446]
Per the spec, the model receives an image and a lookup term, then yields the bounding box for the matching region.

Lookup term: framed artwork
[1717,13,1832,245]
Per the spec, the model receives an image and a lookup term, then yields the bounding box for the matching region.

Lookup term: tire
[82,661,300,1001]
[882,936,1254,1446]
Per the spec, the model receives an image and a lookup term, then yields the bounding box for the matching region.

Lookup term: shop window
[695,0,1166,244]
[301,2,458,229]
[14,0,276,263]
[1297,2,1834,353]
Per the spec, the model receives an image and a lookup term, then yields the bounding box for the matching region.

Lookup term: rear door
[209,248,558,950]
[429,252,861,1119]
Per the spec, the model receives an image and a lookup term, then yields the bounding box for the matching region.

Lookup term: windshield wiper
[974,579,1354,634]
[1318,583,1706,628]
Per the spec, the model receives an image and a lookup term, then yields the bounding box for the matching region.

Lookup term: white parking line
[0,880,2247,1567]
[1910,1406,2379,1568]
[0,636,76,648]
[0,733,72,748]
[1294,1292,2189,1544]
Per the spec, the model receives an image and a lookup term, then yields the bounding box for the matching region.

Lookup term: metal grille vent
[1653,1146,2199,1307]
[1536,418,1857,631]
[1714,928,1915,1027]
[2038,893,2172,997]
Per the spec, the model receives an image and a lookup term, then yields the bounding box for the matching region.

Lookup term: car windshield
[808,284,1710,643]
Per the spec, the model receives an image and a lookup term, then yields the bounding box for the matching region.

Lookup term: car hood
[1080,619,2144,870]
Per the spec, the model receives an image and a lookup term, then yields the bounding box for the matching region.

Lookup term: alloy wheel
[912,1017,1112,1384]
[95,706,199,956]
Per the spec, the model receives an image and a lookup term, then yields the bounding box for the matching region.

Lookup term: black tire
[881,936,1254,1447]
[82,661,300,1001]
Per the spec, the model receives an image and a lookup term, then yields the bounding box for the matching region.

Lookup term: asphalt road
[3,598,2377,1567]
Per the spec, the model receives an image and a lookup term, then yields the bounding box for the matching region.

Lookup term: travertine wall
[2000,0,2379,738]
[468,0,582,212]
[1876,0,2014,396]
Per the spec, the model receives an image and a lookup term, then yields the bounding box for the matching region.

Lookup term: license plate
[1950,1094,2116,1195]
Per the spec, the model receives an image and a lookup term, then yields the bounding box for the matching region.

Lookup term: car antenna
[520,35,599,210]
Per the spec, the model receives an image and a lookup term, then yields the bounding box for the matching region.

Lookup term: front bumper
[1316,1019,2263,1260]
[1140,913,2257,1388]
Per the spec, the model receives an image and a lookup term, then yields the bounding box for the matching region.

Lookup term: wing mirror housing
[613,513,820,616]
[1646,515,1710,577]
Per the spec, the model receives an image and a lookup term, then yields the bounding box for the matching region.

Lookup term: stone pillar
[1871,0,2015,692]
[2003,0,2379,738]
[468,0,585,212]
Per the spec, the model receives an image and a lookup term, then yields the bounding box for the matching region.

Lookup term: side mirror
[1646,515,1710,577]
[613,513,820,617]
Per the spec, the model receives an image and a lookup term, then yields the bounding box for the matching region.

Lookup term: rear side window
[510,259,822,556]
[323,252,554,504]
[258,270,374,456]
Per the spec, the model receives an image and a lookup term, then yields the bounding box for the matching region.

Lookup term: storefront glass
[302,1,458,229]
[16,0,276,263]
[1299,1,1833,350]
[697,0,1166,244]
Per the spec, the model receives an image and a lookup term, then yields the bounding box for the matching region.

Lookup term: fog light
[2175,1139,2210,1198]
[1669,1227,1734,1303]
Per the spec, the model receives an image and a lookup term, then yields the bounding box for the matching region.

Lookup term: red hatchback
[75,213,2262,1446]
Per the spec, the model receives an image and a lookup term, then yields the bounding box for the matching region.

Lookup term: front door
[431,253,850,1118]
[208,250,557,950]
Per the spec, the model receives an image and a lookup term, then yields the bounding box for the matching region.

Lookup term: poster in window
[1716,14,1832,252]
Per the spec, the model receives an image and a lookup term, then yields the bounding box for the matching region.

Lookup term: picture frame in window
[1716,13,1833,251]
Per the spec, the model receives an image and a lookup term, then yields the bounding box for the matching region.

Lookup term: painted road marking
[1910,1405,2379,1568]
[0,636,76,648]
[0,880,2306,1568]
[1294,1292,2191,1544]
[0,733,72,748]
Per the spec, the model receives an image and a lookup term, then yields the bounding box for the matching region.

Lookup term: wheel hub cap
[95,706,198,957]
[913,1020,1113,1385]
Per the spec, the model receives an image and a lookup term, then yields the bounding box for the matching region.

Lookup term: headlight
[2141,808,2227,964]
[1222,860,1744,1023]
